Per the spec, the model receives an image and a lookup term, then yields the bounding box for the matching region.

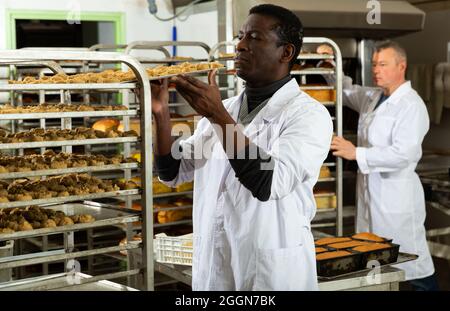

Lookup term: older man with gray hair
[318,40,438,291]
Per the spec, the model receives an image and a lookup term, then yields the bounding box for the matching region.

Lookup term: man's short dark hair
[374,40,407,64]
[249,4,303,69]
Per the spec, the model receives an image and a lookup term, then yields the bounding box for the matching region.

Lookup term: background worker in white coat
[152,4,333,290]
[317,41,438,291]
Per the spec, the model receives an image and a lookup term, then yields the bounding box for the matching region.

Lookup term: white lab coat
[162,79,333,290]
[342,77,435,280]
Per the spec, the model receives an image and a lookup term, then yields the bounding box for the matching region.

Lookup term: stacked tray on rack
[315,232,403,278]
[0,173,140,208]
[7,61,225,85]
[0,202,140,240]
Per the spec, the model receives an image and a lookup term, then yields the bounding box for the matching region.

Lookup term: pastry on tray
[352,232,386,242]
[0,103,127,114]
[316,250,352,260]
[0,127,137,144]
[0,173,139,203]
[8,61,225,84]
[327,240,372,249]
[314,237,352,246]
[352,243,392,252]
[315,247,328,254]
[0,205,96,233]
[0,151,136,174]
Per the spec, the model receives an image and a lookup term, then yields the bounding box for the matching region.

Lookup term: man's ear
[281,44,295,65]
[399,60,407,73]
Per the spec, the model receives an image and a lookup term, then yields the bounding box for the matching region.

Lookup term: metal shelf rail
[297,37,343,235]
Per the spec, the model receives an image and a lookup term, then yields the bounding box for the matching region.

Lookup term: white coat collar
[228,78,301,124]
[383,81,412,106]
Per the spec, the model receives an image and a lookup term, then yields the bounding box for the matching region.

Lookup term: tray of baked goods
[315,232,418,280]
[0,127,138,150]
[0,151,139,179]
[145,61,225,81]
[3,61,225,90]
[0,173,140,209]
[0,103,137,120]
[0,202,140,241]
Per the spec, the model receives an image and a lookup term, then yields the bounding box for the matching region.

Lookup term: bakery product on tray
[0,127,138,144]
[0,205,95,233]
[8,61,225,84]
[352,232,386,242]
[314,237,351,246]
[352,243,392,252]
[0,103,127,114]
[146,61,224,78]
[316,250,351,260]
[0,173,139,203]
[327,240,371,249]
[315,247,327,254]
[0,151,136,174]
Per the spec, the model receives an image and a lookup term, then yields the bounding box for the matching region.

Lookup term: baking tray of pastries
[0,127,139,150]
[5,61,225,86]
[0,103,137,120]
[0,202,140,241]
[315,232,415,280]
[0,151,138,179]
[145,61,225,81]
[318,252,417,281]
[0,173,140,208]
[316,249,362,278]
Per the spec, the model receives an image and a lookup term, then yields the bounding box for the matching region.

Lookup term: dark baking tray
[355,243,400,268]
[318,252,417,281]
[316,251,363,277]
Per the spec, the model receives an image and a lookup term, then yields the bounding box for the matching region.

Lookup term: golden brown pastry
[352,243,392,252]
[43,219,57,228]
[78,214,95,223]
[314,237,352,246]
[352,232,386,242]
[315,247,328,254]
[18,219,33,231]
[0,228,15,234]
[328,241,372,249]
[316,251,352,260]
[92,119,120,132]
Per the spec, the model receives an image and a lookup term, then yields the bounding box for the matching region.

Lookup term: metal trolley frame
[0,50,155,290]
[297,37,344,236]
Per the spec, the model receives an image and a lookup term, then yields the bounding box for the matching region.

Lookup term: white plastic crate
[154,233,193,266]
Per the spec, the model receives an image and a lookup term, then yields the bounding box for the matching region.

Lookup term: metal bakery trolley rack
[295,37,343,236]
[0,49,155,290]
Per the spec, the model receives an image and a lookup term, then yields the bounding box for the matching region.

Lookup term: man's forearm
[153,108,173,156]
[153,108,182,181]
[209,109,273,201]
